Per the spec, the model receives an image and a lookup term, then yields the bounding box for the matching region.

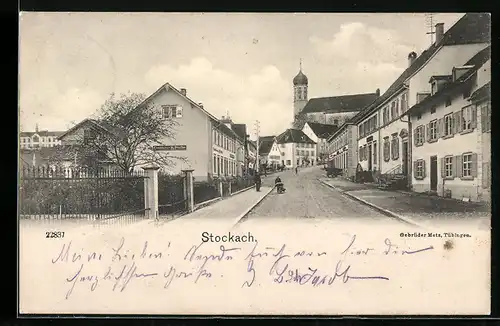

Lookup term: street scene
[18,12,492,316]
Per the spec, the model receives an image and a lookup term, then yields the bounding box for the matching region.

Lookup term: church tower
[293,59,308,122]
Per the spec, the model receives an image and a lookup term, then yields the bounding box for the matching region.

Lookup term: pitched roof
[354,13,490,122]
[258,136,276,156]
[20,130,65,138]
[57,118,126,140]
[407,45,491,115]
[470,81,491,102]
[231,124,247,140]
[306,122,339,139]
[275,129,316,145]
[301,92,379,114]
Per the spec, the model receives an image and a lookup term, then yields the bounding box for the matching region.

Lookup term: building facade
[326,122,359,178]
[20,125,64,149]
[275,129,316,168]
[301,122,339,164]
[353,13,490,187]
[407,46,490,202]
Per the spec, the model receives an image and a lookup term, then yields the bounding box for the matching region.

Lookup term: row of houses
[20,84,259,181]
[325,13,491,202]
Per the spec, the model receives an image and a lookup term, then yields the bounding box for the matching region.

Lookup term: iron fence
[158,173,186,216]
[19,166,148,221]
[230,177,255,194]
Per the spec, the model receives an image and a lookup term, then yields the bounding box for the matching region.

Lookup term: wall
[476,59,491,88]
[268,141,282,164]
[407,43,489,108]
[294,85,308,118]
[301,123,320,161]
[280,143,295,168]
[151,89,211,178]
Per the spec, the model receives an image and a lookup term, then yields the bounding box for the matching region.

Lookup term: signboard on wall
[153,145,187,151]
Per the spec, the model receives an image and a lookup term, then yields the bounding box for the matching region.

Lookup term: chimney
[375,88,380,96]
[435,23,444,44]
[198,102,203,109]
[408,52,417,67]
[180,88,187,96]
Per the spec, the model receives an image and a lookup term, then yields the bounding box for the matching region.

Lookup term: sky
[19,12,465,137]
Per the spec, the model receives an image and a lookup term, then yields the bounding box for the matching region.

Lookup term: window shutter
[413,161,418,179]
[440,157,446,178]
[457,111,463,133]
[413,128,418,146]
[471,153,478,177]
[176,106,183,118]
[451,156,456,178]
[437,118,444,138]
[426,123,431,143]
[471,106,477,130]
[452,112,459,134]
[421,126,425,143]
[480,104,486,133]
[455,155,463,178]
[422,160,427,179]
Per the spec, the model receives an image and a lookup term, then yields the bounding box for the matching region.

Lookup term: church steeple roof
[293,59,308,86]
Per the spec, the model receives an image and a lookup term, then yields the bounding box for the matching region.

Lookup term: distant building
[20,124,65,149]
[275,129,316,168]
[407,45,490,202]
[301,122,339,163]
[257,136,278,170]
[326,119,359,178]
[290,62,379,130]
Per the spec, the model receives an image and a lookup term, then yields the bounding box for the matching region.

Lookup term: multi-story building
[301,122,339,164]
[275,129,316,168]
[353,13,490,188]
[325,120,359,178]
[406,45,490,202]
[20,125,64,149]
[257,136,278,170]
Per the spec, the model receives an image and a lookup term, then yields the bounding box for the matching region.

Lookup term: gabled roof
[306,122,339,139]
[57,118,126,141]
[429,75,452,83]
[470,81,491,102]
[407,45,491,116]
[258,136,276,156]
[20,130,65,138]
[354,13,490,122]
[275,129,316,145]
[231,124,247,140]
[301,92,379,114]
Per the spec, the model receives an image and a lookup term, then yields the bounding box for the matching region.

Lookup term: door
[430,155,438,191]
[402,141,408,176]
[368,144,372,171]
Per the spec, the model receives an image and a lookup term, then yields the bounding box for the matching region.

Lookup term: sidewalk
[169,185,274,228]
[320,177,491,227]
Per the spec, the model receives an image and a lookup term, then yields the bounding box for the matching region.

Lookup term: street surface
[244,166,388,221]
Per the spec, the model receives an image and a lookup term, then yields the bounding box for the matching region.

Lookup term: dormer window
[431,81,438,95]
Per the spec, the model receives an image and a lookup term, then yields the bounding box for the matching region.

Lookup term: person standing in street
[295,166,298,175]
[254,172,262,192]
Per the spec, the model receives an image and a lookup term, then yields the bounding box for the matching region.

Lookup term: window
[383,107,389,125]
[462,153,472,177]
[213,130,216,144]
[431,82,437,95]
[359,146,363,161]
[391,101,397,119]
[461,106,473,131]
[83,129,95,144]
[296,150,300,156]
[286,160,291,165]
[391,136,399,160]
[401,93,408,112]
[444,156,453,178]
[415,159,425,180]
[443,114,454,137]
[414,125,425,146]
[445,97,452,107]
[373,141,377,163]
[358,125,363,138]
[213,155,217,174]
[480,101,491,133]
[32,135,39,143]
[428,120,438,142]
[417,113,422,120]
[304,89,308,99]
[383,138,390,162]
[216,156,220,175]
[430,106,436,114]
[161,105,182,119]
[311,151,315,157]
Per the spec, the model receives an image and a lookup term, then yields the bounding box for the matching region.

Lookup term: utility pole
[254,120,260,173]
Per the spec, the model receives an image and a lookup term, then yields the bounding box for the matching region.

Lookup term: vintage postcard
[18,12,491,316]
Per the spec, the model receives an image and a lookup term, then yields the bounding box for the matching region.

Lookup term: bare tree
[57,92,186,173]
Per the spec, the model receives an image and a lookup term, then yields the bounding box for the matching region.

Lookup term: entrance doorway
[368,144,372,171]
[430,155,438,191]
[402,140,408,176]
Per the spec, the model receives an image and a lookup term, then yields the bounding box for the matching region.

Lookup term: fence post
[142,164,160,219]
[219,179,223,197]
[182,169,195,213]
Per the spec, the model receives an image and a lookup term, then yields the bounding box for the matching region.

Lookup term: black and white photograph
[18,12,491,316]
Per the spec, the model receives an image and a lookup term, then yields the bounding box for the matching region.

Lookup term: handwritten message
[49,234,434,300]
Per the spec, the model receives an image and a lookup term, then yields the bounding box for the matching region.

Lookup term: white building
[407,45,490,202]
[275,129,316,168]
[301,122,339,164]
[353,13,490,189]
[326,121,359,178]
[20,125,64,149]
